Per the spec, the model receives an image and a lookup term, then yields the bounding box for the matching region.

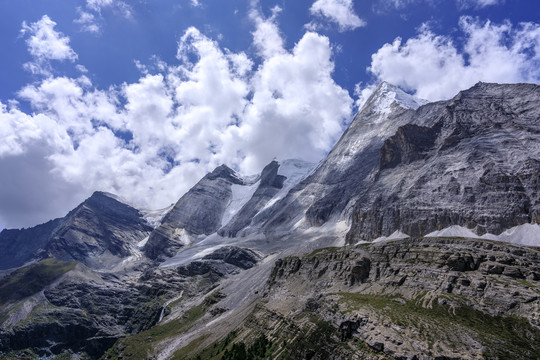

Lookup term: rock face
[0,261,180,359]
[346,82,540,242]
[143,165,246,260]
[2,82,540,360]
[202,246,261,270]
[177,246,260,277]
[0,219,61,270]
[259,82,425,235]
[46,192,152,269]
[219,161,285,237]
[263,238,540,359]
[0,191,152,270]
[0,245,260,359]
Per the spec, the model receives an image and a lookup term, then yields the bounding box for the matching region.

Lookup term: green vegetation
[337,292,540,359]
[180,313,372,360]
[173,330,239,360]
[101,291,224,360]
[170,300,394,360]
[276,315,337,360]
[306,246,342,257]
[220,334,273,360]
[0,258,77,304]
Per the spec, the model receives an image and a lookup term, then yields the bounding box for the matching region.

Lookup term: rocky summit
[1,82,540,360]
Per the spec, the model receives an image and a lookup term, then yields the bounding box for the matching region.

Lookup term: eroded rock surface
[264,238,540,359]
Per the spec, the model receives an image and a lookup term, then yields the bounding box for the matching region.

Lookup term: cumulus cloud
[376,0,502,11]
[374,0,428,12]
[308,0,365,32]
[86,0,132,17]
[357,17,540,105]
[75,0,133,33]
[20,15,77,75]
[457,0,504,9]
[250,6,286,59]
[0,12,352,228]
[74,9,100,33]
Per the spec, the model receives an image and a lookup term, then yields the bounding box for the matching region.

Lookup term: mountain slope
[143,165,248,261]
[0,191,152,270]
[0,219,61,270]
[258,82,428,237]
[346,82,540,243]
[1,82,540,360]
[143,159,315,261]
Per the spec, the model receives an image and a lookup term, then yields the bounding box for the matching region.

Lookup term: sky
[0,0,539,229]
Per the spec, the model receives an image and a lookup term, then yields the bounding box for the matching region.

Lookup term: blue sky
[1,0,539,228]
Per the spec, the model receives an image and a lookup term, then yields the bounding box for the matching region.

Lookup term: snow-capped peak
[362,81,428,115]
[99,191,131,205]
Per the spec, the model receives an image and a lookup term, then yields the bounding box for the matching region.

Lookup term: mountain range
[1,82,539,360]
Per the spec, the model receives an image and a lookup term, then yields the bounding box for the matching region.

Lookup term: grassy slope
[0,258,77,305]
[337,292,540,359]
[101,291,224,360]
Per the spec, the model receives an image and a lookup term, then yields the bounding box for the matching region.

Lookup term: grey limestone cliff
[143,165,246,260]
[259,82,426,236]
[346,82,540,242]
[46,191,152,269]
[0,191,152,270]
[218,160,285,237]
[263,237,540,359]
[0,219,61,270]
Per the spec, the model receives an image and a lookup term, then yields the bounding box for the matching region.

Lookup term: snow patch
[262,159,316,211]
[137,236,149,248]
[425,225,480,239]
[372,230,410,243]
[173,228,193,246]
[368,82,428,116]
[221,180,260,226]
[425,224,540,247]
[493,223,540,246]
[299,219,351,246]
[140,204,174,228]
[191,245,225,260]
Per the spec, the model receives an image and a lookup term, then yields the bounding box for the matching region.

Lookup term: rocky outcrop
[0,219,61,270]
[0,262,163,358]
[177,246,261,279]
[259,82,424,233]
[202,246,261,270]
[347,82,540,242]
[379,123,441,170]
[0,192,152,270]
[219,161,285,237]
[46,192,152,269]
[264,237,540,359]
[144,165,245,260]
[0,252,238,359]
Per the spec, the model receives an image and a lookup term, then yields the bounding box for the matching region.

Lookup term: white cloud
[0,10,352,229]
[458,0,504,9]
[377,0,503,11]
[86,0,131,16]
[249,7,286,59]
[361,17,540,103]
[373,0,421,12]
[75,0,133,33]
[309,0,365,32]
[20,15,77,75]
[74,9,100,33]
